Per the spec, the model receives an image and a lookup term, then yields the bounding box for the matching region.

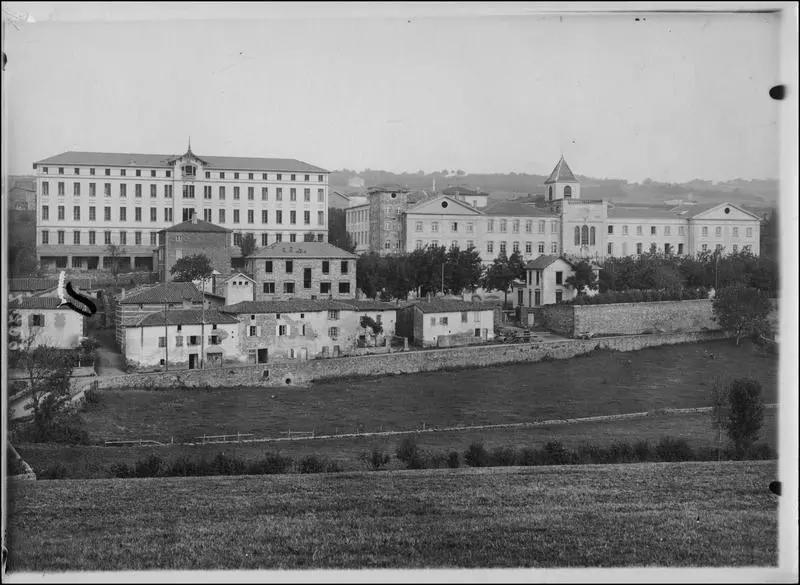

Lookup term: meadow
[5,460,778,570]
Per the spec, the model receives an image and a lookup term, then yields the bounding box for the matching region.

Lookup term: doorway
[257,348,268,364]
[189,354,198,369]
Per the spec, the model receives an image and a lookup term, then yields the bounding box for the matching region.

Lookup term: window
[89,231,96,245]
[290,188,297,201]
[120,184,127,198]
[151,170,156,177]
[219,186,226,199]
[219,172,225,179]
[702,226,708,237]
[636,242,643,255]
[746,227,753,237]
[233,232,242,246]
[664,226,671,236]
[289,211,296,224]
[451,222,458,232]
[466,223,474,233]
[525,241,532,254]
[135,207,142,222]
[317,188,324,202]
[247,210,254,224]
[175,336,184,347]
[105,168,111,176]
[164,185,172,198]
[538,220,545,233]
[261,233,269,246]
[439,317,448,325]
[339,282,351,294]
[283,282,295,294]
[487,241,494,254]
[41,230,49,244]
[42,167,49,174]
[513,241,520,253]
[512,220,520,233]
[304,211,310,225]
[203,186,212,199]
[204,209,212,222]
[322,260,330,274]
[120,207,127,221]
[248,187,254,200]
[461,311,468,323]
[328,310,340,320]
[732,244,738,254]
[303,188,311,202]
[341,261,349,274]
[57,230,65,244]
[318,211,324,225]
[555,271,563,285]
[291,174,296,181]
[234,173,240,180]
[72,205,81,220]
[538,242,545,254]
[42,182,50,196]
[608,225,614,234]
[263,282,275,294]
[89,206,96,221]
[73,230,80,244]
[303,268,312,289]
[431,221,439,232]
[135,184,142,198]
[249,325,257,337]
[218,209,226,223]
[120,169,127,177]
[135,231,142,245]
[158,337,167,348]
[636,225,643,236]
[104,231,112,244]
[233,210,240,224]
[57,205,65,220]
[500,220,507,232]
[581,225,589,245]
[732,227,739,237]
[74,182,81,196]
[58,167,64,175]
[715,226,722,237]
[42,205,49,220]
[678,243,684,255]
[500,241,507,255]
[262,173,268,180]
[551,242,558,253]
[119,232,127,245]
[276,188,283,201]
[430,317,436,326]
[329,327,339,339]
[150,232,158,245]
[275,233,282,242]
[416,240,424,250]
[608,242,613,256]
[320,282,331,294]
[678,226,685,235]
[487,219,494,232]
[285,260,293,273]
[188,335,200,346]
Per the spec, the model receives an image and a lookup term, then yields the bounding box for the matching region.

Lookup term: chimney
[121,288,126,299]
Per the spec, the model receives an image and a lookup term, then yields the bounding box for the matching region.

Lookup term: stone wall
[91,329,731,390]
[537,300,719,338]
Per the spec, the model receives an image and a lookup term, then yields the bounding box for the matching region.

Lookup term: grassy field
[5,460,778,570]
[15,409,778,479]
[75,340,777,443]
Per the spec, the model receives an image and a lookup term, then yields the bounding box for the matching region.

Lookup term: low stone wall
[92,329,732,391]
[537,300,719,338]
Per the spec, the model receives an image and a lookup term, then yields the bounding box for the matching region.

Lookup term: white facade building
[33,144,330,272]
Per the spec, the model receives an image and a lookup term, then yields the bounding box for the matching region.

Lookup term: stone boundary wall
[90,329,732,391]
[537,300,719,338]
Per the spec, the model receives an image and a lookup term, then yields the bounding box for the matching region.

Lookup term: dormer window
[182,164,197,177]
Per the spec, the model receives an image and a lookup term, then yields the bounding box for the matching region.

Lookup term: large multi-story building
[32,144,330,272]
[356,156,762,263]
[155,218,233,282]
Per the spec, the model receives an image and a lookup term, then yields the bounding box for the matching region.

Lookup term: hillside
[6,460,777,570]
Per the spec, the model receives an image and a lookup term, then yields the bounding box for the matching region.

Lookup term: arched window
[590,226,596,245]
[548,186,553,201]
[574,226,580,246]
[564,185,572,198]
[581,225,589,245]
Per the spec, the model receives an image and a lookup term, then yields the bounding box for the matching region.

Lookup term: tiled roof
[119,282,204,304]
[672,201,761,220]
[160,219,231,233]
[367,183,410,193]
[525,255,574,270]
[8,277,96,291]
[8,296,92,312]
[607,205,686,219]
[544,156,578,184]
[135,309,238,327]
[223,272,256,283]
[482,200,558,217]
[405,300,496,314]
[248,242,358,259]
[441,186,489,197]
[221,300,361,314]
[345,300,400,311]
[33,151,327,173]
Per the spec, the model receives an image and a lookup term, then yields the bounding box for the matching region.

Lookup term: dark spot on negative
[769,85,785,100]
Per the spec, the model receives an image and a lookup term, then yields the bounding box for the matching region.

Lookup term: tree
[105,243,127,282]
[239,232,257,257]
[445,245,484,295]
[709,377,730,461]
[8,240,38,276]
[356,252,384,299]
[171,254,213,282]
[482,252,516,306]
[712,286,772,345]
[726,378,765,457]
[328,208,356,253]
[565,261,598,293]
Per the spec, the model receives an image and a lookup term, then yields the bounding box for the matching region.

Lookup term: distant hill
[329,170,779,213]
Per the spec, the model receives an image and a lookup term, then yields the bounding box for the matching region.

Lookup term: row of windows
[243,232,326,246]
[607,224,754,238]
[190,185,326,202]
[187,208,325,226]
[607,242,752,256]
[259,281,351,295]
[487,219,559,234]
[247,325,341,341]
[263,260,350,274]
[42,182,175,198]
[430,312,483,326]
[415,221,475,233]
[41,229,158,246]
[41,166,325,183]
[158,333,223,348]
[486,241,559,255]
[348,209,369,223]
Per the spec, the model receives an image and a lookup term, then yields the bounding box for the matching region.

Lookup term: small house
[7,296,87,350]
[396,300,495,348]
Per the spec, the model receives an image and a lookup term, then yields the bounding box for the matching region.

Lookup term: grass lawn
[5,460,778,570]
[15,409,778,479]
[74,340,777,443]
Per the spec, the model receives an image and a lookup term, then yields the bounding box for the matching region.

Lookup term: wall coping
[566,299,713,310]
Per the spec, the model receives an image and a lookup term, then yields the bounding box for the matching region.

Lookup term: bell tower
[544,155,580,202]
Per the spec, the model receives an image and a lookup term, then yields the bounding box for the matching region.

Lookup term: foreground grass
[6,460,778,570]
[15,409,778,479]
[75,340,777,442]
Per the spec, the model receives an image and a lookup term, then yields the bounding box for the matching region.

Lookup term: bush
[396,436,424,470]
[654,437,694,462]
[109,462,133,478]
[298,455,327,474]
[83,388,102,406]
[361,448,391,471]
[168,455,205,477]
[39,463,69,480]
[210,452,246,476]
[464,442,490,467]
[447,451,460,469]
[247,453,293,475]
[541,441,576,465]
[134,454,164,478]
[488,446,517,467]
[726,378,765,457]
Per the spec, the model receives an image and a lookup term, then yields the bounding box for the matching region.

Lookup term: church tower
[544,155,580,201]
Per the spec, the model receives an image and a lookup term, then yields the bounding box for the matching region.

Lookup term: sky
[1,2,787,183]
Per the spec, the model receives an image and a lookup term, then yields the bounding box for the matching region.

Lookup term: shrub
[447,451,460,469]
[39,463,69,480]
[464,442,490,467]
[633,440,652,462]
[654,437,694,462]
[298,455,327,474]
[396,436,424,469]
[541,441,576,465]
[489,446,518,467]
[109,462,133,478]
[726,378,765,457]
[168,455,204,477]
[741,443,775,461]
[134,454,164,478]
[361,448,391,471]
[210,452,246,476]
[247,453,293,475]
[83,388,102,406]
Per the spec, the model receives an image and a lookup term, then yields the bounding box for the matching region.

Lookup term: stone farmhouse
[8,296,87,350]
[156,218,233,282]
[396,300,496,348]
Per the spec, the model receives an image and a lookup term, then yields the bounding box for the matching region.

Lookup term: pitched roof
[8,296,91,311]
[222,272,256,283]
[607,205,687,219]
[248,242,358,259]
[525,255,574,270]
[135,309,238,327]
[367,183,410,194]
[544,156,578,184]
[344,300,399,311]
[441,186,489,197]
[405,299,497,314]
[672,201,761,220]
[405,195,483,215]
[118,282,204,304]
[482,200,558,217]
[221,299,361,314]
[160,219,231,233]
[33,151,327,173]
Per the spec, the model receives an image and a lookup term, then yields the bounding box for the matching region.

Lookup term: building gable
[406,196,483,216]
[685,203,761,222]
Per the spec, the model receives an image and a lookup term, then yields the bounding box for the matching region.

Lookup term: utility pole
[163,298,169,371]
[200,275,206,369]
[441,263,445,297]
